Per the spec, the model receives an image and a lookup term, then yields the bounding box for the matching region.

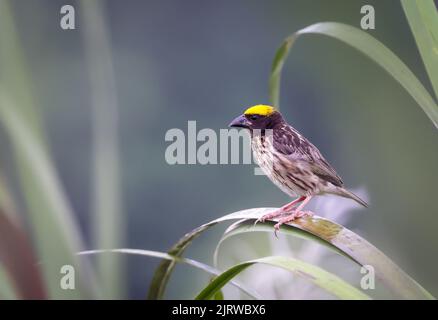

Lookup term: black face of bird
[229,109,283,131]
[229,113,261,129]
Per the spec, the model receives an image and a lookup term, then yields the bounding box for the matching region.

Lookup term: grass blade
[270,38,295,108]
[213,219,349,268]
[0,1,43,137]
[79,249,261,299]
[79,0,124,299]
[269,22,438,128]
[216,215,433,299]
[148,208,274,299]
[213,288,224,300]
[401,0,438,99]
[195,256,370,300]
[0,92,95,298]
[149,208,434,300]
[0,1,96,298]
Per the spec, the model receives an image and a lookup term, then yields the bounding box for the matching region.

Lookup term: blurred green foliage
[0,0,437,299]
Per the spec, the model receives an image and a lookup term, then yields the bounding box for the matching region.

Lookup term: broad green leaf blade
[269,38,294,108]
[0,1,96,299]
[213,288,224,300]
[0,93,95,299]
[149,208,434,300]
[148,208,273,299]
[217,214,434,300]
[78,249,261,299]
[402,0,438,100]
[213,219,350,268]
[269,22,438,128]
[0,1,43,138]
[196,256,370,300]
[80,0,124,299]
[0,209,47,299]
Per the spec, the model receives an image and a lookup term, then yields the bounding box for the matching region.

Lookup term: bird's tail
[333,187,368,208]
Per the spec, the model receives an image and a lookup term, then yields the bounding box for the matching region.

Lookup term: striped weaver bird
[229,105,367,236]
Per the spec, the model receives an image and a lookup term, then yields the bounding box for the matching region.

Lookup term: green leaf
[0,1,96,298]
[269,22,438,128]
[149,208,434,300]
[79,0,124,299]
[148,208,274,299]
[79,249,261,299]
[401,0,438,100]
[195,256,370,300]
[0,93,96,299]
[270,38,295,108]
[213,219,349,268]
[212,288,224,300]
[217,214,434,300]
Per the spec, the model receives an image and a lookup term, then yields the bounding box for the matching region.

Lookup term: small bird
[229,104,367,235]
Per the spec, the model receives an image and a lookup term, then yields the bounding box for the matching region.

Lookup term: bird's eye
[249,114,260,121]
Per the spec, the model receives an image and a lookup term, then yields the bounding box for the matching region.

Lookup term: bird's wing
[309,158,344,187]
[273,125,344,187]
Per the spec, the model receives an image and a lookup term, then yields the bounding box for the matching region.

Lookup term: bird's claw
[253,217,265,227]
[274,223,281,238]
[296,210,314,218]
[253,210,281,227]
[272,210,314,238]
[253,208,314,238]
[253,213,281,225]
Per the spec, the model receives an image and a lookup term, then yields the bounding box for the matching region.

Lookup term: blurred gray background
[1,0,437,298]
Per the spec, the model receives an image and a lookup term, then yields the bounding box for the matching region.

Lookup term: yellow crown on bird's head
[244,104,276,116]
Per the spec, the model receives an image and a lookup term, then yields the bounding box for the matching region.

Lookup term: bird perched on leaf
[229,104,367,236]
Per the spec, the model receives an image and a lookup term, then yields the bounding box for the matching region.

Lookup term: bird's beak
[229,114,251,128]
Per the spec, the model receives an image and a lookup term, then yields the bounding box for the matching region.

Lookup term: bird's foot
[254,208,287,226]
[273,210,314,238]
[254,197,307,227]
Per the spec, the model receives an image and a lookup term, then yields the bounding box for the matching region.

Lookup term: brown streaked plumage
[229,104,367,236]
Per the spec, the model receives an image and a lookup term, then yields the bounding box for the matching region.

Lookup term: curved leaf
[0,1,96,298]
[213,218,350,268]
[79,0,124,299]
[196,256,370,300]
[402,0,438,99]
[219,214,433,300]
[149,208,434,300]
[148,208,273,299]
[0,92,96,299]
[79,248,261,299]
[269,22,438,128]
